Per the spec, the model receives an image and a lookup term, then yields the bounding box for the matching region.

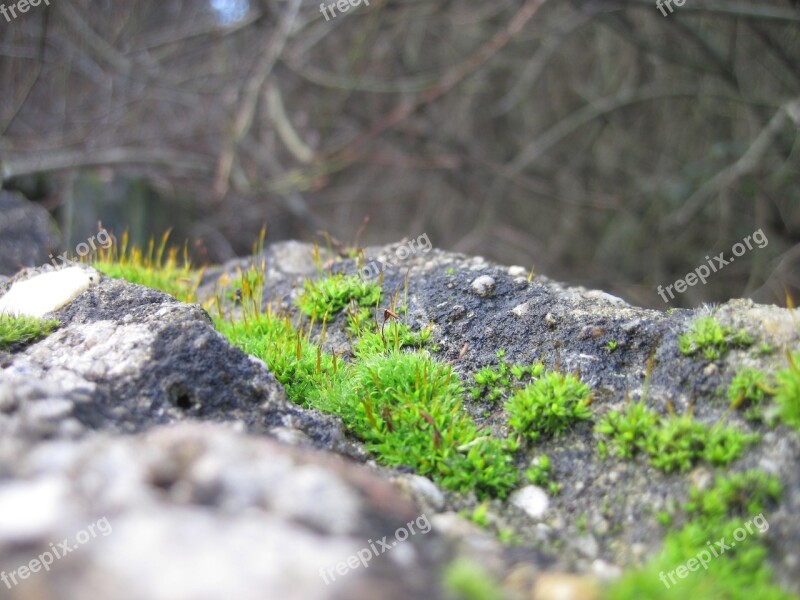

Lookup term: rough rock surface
[0,240,798,599]
[0,192,58,276]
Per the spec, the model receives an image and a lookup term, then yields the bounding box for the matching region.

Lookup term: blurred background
[0,0,798,308]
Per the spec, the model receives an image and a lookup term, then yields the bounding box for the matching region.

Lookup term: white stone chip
[0,267,100,318]
[510,485,549,519]
[470,275,496,297]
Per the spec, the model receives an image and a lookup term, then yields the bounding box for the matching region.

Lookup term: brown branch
[663,97,800,232]
[1,147,210,181]
[330,0,549,161]
[213,0,302,199]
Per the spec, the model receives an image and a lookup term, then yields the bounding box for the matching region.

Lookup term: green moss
[604,471,791,600]
[684,471,782,520]
[295,273,382,319]
[728,369,771,406]
[219,299,517,498]
[607,340,618,352]
[94,231,200,303]
[0,315,59,350]
[595,402,659,459]
[442,559,507,600]
[727,368,774,422]
[678,316,753,361]
[221,268,265,304]
[328,350,518,498]
[469,359,543,402]
[465,502,491,528]
[525,454,561,494]
[775,352,800,431]
[215,310,341,409]
[597,404,755,472]
[647,415,755,472]
[507,371,592,443]
[348,308,431,356]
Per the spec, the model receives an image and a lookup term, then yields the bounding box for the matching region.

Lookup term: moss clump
[469,359,543,402]
[596,404,756,472]
[647,415,755,472]
[219,296,518,499]
[595,402,659,459]
[678,316,753,361]
[775,352,800,431]
[215,310,341,409]
[347,307,431,356]
[604,471,789,600]
[295,273,382,318]
[0,315,59,350]
[327,350,519,499]
[442,559,507,600]
[94,231,201,303]
[524,454,561,495]
[727,368,774,421]
[507,371,592,443]
[684,471,782,520]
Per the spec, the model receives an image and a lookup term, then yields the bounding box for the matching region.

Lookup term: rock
[0,192,58,276]
[591,559,622,581]
[510,486,549,519]
[0,478,71,542]
[393,474,446,512]
[512,302,530,317]
[508,266,528,278]
[471,275,496,297]
[0,267,100,317]
[574,534,599,559]
[584,290,627,306]
[532,573,599,600]
[1,269,352,456]
[0,424,450,600]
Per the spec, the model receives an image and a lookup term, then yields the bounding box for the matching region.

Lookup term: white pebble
[0,267,100,318]
[510,485,549,519]
[511,302,530,317]
[471,275,496,297]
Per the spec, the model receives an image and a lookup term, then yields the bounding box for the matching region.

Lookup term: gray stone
[0,191,58,276]
[471,275,496,297]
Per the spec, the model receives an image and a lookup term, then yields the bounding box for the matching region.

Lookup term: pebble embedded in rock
[471,275,496,297]
[510,485,549,519]
[512,302,530,317]
[0,266,100,318]
[508,265,528,278]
